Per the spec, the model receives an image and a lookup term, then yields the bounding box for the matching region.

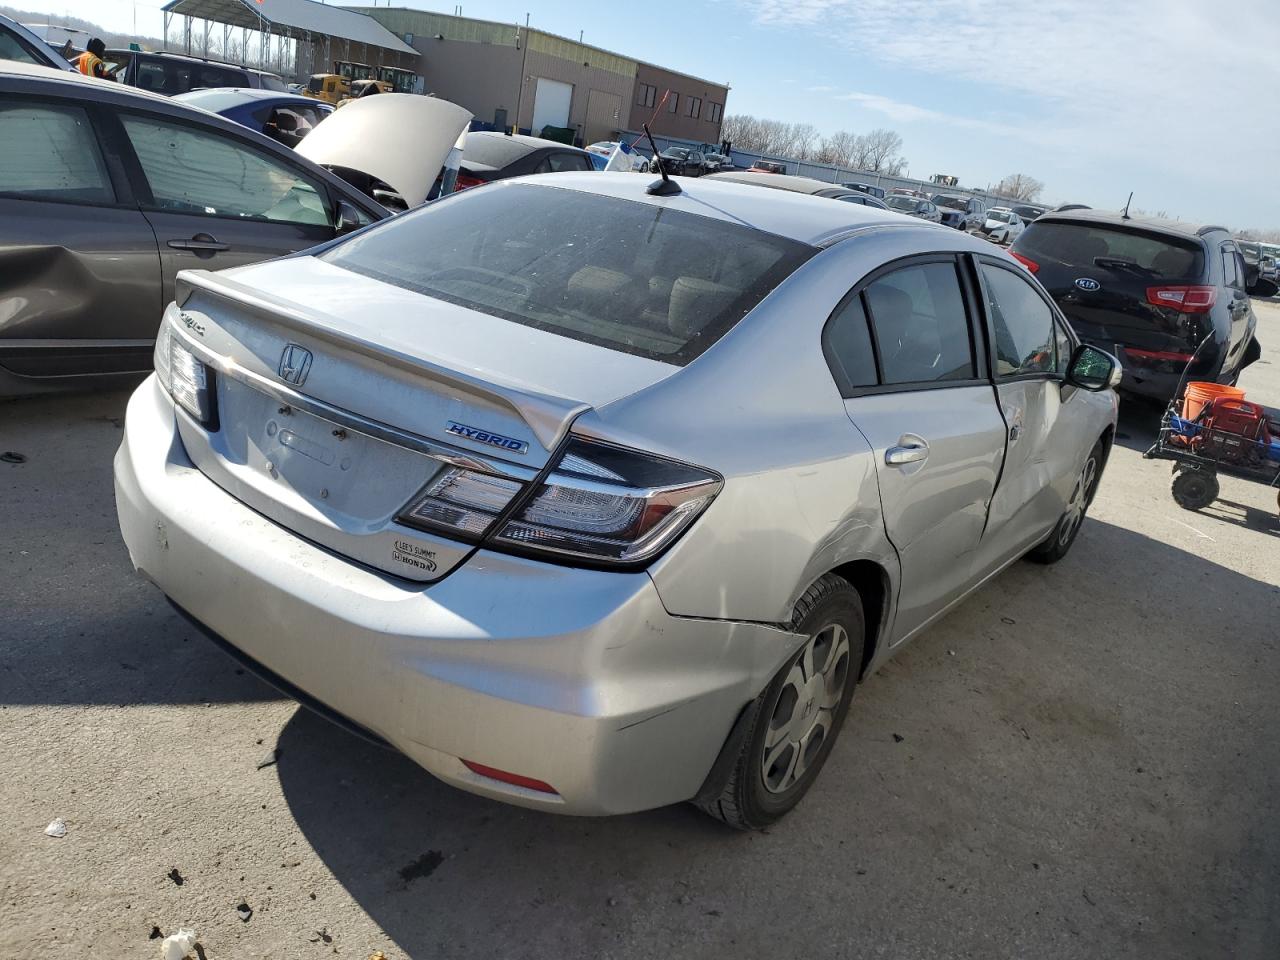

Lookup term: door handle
[885,436,929,465]
[167,233,229,252]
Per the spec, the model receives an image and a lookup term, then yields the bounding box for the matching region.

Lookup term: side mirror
[334,200,363,235]
[1067,343,1122,391]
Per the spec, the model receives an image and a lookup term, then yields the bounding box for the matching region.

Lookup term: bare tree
[857,129,904,173]
[995,173,1045,201]
[723,115,908,171]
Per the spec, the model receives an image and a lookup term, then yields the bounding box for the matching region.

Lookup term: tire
[695,574,865,830]
[1028,440,1104,564]
[1171,469,1218,511]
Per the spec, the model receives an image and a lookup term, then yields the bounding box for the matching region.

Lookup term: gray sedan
[0,62,386,397]
[115,173,1120,829]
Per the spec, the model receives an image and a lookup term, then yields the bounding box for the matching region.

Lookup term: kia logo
[1074,277,1101,292]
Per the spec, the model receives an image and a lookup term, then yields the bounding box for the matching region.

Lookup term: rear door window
[0,26,49,64]
[863,261,975,384]
[322,182,815,365]
[546,152,593,172]
[979,261,1056,377]
[823,294,878,392]
[1016,221,1204,281]
[121,114,330,225]
[1221,245,1244,291]
[0,102,114,204]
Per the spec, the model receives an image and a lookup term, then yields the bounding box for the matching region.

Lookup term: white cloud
[735,0,1280,222]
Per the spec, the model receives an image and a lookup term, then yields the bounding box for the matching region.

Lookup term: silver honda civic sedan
[114,173,1120,829]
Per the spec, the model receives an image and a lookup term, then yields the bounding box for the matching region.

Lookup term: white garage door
[531,77,573,136]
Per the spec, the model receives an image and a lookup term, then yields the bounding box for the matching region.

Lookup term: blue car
[173,88,333,149]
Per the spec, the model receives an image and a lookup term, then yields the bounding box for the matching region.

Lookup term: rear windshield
[134,56,247,95]
[1016,221,1205,280]
[174,89,250,112]
[462,134,532,169]
[321,183,815,365]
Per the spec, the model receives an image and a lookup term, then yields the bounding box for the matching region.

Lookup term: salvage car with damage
[115,172,1121,829]
[0,63,470,396]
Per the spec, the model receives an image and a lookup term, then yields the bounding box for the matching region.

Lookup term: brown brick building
[629,63,728,145]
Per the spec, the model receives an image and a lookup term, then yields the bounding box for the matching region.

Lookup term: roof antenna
[643,123,680,197]
[1122,191,1133,220]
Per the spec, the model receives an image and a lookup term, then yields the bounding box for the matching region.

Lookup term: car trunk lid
[168,258,679,581]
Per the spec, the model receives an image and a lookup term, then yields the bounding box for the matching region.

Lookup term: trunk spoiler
[175,269,589,451]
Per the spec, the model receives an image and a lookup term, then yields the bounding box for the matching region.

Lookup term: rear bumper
[114,376,802,815]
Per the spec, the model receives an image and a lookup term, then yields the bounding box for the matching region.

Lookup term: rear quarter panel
[581,226,995,626]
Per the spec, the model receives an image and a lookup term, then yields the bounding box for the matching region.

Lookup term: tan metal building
[349,8,727,145]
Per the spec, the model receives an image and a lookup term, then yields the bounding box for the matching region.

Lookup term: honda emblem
[278,343,313,386]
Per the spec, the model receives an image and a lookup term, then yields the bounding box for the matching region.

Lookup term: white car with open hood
[115,172,1120,829]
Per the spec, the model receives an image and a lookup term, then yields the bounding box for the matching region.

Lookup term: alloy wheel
[760,624,852,794]
[1059,454,1098,547]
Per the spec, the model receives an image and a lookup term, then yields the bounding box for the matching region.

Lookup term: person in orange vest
[76,38,109,79]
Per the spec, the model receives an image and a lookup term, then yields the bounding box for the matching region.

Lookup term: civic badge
[278,343,313,386]
[1074,277,1101,292]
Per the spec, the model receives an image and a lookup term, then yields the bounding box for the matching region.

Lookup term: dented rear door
[0,96,161,378]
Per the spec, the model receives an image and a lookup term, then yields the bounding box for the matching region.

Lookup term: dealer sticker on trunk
[392,539,438,574]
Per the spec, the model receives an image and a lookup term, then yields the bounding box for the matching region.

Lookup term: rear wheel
[695,575,864,830]
[1028,441,1103,564]
[1171,469,1218,510]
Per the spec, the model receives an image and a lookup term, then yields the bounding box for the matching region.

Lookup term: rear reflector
[1009,250,1039,273]
[1125,347,1195,363]
[461,760,558,795]
[1146,285,1217,314]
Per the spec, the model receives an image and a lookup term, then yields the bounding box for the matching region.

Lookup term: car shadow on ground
[1112,393,1167,453]
[0,387,283,706]
[269,516,1280,958]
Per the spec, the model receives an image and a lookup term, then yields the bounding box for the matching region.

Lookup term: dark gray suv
[105,49,286,95]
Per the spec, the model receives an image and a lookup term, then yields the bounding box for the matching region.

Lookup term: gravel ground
[2,304,1277,960]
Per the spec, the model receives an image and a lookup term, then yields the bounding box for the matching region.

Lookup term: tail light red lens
[489,436,722,565]
[453,173,486,190]
[1008,250,1039,273]
[461,760,558,795]
[1146,285,1217,314]
[1125,348,1195,363]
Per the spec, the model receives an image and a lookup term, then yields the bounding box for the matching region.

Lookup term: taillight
[399,467,524,540]
[1146,285,1217,314]
[1008,250,1039,273]
[453,173,486,190]
[1125,347,1195,363]
[489,437,722,565]
[158,325,217,428]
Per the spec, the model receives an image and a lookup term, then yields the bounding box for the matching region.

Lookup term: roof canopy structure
[161,0,416,55]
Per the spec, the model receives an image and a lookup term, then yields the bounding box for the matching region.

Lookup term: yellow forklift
[303,61,390,105]
[375,65,417,93]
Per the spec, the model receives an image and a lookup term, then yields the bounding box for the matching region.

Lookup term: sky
[28,0,1280,228]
